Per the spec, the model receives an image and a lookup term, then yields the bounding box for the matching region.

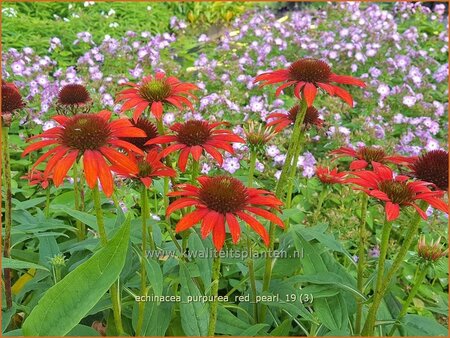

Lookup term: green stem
[355,193,369,335]
[361,218,392,336]
[92,185,124,335]
[388,264,429,336]
[248,150,257,187]
[259,98,307,322]
[207,253,221,336]
[136,186,152,336]
[156,119,170,210]
[312,185,329,224]
[45,186,51,218]
[379,203,426,297]
[285,130,306,213]
[362,201,426,336]
[2,126,13,309]
[110,280,125,336]
[246,150,258,322]
[92,185,108,246]
[191,159,200,183]
[73,162,85,241]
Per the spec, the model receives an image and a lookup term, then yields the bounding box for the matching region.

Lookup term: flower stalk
[361,218,393,336]
[362,201,427,335]
[207,253,221,336]
[355,192,369,334]
[2,126,13,309]
[388,264,430,336]
[136,186,152,335]
[92,185,125,335]
[259,98,307,322]
[73,162,85,240]
[247,149,258,322]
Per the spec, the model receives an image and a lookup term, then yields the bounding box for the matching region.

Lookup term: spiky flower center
[358,147,386,163]
[245,122,275,147]
[61,115,111,152]
[138,160,152,177]
[58,84,91,105]
[2,84,24,113]
[378,180,414,205]
[287,105,320,126]
[139,80,172,102]
[412,150,448,191]
[288,58,331,83]
[199,176,249,214]
[176,120,211,146]
[120,117,158,151]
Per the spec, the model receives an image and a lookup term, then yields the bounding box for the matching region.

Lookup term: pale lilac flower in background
[163,113,175,125]
[266,145,280,158]
[201,163,211,174]
[402,95,416,107]
[222,157,240,174]
[369,246,380,258]
[255,161,264,173]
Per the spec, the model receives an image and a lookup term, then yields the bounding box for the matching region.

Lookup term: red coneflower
[58,84,91,106]
[254,58,366,107]
[346,162,448,221]
[167,176,284,250]
[331,146,413,171]
[2,80,25,113]
[267,105,323,132]
[116,72,198,121]
[315,166,347,184]
[119,117,159,152]
[112,149,176,188]
[22,111,146,197]
[21,170,53,189]
[146,120,245,172]
[409,150,448,191]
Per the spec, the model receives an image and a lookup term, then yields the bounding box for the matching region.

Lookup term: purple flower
[402,95,417,107]
[369,246,380,258]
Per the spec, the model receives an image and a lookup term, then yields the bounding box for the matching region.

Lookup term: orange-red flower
[111,149,176,188]
[22,111,146,197]
[116,72,198,121]
[346,162,448,221]
[146,120,245,172]
[21,170,53,189]
[267,105,323,132]
[315,166,347,184]
[331,146,414,171]
[118,117,159,152]
[167,176,284,250]
[254,58,366,107]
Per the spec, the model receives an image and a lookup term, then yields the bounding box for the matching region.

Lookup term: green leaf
[270,318,292,336]
[145,258,163,302]
[401,314,448,336]
[131,296,173,336]
[22,216,131,336]
[215,306,249,335]
[67,324,100,336]
[2,257,49,271]
[239,323,269,336]
[12,197,46,210]
[188,231,212,289]
[179,262,209,336]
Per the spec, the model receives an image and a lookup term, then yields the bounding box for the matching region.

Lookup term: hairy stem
[92,185,124,335]
[361,218,392,336]
[260,98,307,322]
[355,192,369,334]
[207,253,221,336]
[388,264,429,336]
[2,126,13,309]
